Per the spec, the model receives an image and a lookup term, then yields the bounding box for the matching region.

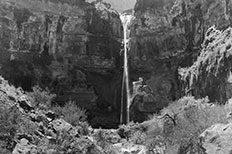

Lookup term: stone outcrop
[13,138,37,154]
[0,0,123,127]
[199,123,232,154]
[180,26,232,103]
[128,0,232,116]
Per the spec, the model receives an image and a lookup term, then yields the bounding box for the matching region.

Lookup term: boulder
[18,95,33,112]
[112,142,147,154]
[50,119,72,132]
[12,138,37,154]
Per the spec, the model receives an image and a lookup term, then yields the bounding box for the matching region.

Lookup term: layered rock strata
[0,0,123,127]
[129,0,232,116]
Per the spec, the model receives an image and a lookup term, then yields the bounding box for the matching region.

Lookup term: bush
[145,96,229,154]
[93,129,118,153]
[118,122,147,144]
[0,106,22,153]
[93,129,109,149]
[37,130,103,154]
[26,85,56,110]
[51,100,87,127]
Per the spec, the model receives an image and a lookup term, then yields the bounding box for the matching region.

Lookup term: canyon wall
[0,0,123,128]
[1,0,232,126]
[129,0,232,120]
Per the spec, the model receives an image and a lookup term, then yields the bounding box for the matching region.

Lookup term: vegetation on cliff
[180,26,232,86]
[144,96,230,154]
[179,26,232,102]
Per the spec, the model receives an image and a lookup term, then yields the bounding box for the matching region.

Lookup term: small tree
[26,85,56,110]
[51,100,87,127]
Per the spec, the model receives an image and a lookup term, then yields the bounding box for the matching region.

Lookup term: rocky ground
[1,76,232,154]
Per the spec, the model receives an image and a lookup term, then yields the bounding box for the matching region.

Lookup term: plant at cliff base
[145,96,229,154]
[51,100,87,127]
[0,106,22,153]
[93,129,117,153]
[26,85,56,110]
[179,26,232,89]
[93,129,109,150]
[118,122,146,144]
[38,130,99,154]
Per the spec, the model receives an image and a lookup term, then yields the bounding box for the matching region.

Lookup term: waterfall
[120,13,134,124]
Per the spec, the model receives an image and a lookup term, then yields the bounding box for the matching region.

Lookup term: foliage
[93,129,109,149]
[180,26,232,88]
[0,106,22,153]
[118,122,146,144]
[37,130,93,154]
[51,100,87,127]
[77,121,90,136]
[26,85,56,110]
[93,129,118,153]
[145,96,229,154]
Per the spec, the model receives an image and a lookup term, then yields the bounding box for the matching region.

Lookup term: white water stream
[120,14,134,124]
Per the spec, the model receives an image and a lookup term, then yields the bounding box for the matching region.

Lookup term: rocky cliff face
[200,123,232,154]
[1,0,232,126]
[128,0,232,116]
[180,26,232,103]
[0,0,123,128]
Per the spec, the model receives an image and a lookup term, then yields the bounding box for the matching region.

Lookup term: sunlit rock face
[0,0,123,128]
[129,0,232,117]
[180,26,232,103]
[131,0,232,63]
[199,123,232,154]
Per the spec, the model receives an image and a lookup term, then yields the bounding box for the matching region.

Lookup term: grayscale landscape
[0,0,232,153]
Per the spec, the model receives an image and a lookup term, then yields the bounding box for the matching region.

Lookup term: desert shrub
[18,117,38,138]
[37,130,103,154]
[118,122,146,144]
[93,129,118,153]
[145,135,166,154]
[37,130,79,154]
[51,100,87,127]
[0,106,22,153]
[77,121,90,136]
[26,85,56,110]
[93,129,109,149]
[146,96,229,154]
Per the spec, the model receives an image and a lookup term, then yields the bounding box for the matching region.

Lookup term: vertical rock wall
[0,0,123,128]
[128,0,232,118]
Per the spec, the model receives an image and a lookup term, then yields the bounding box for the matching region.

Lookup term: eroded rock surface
[128,0,232,115]
[0,0,122,127]
[1,0,232,125]
[200,123,232,154]
[180,26,232,103]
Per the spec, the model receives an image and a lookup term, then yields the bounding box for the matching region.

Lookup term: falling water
[120,13,134,124]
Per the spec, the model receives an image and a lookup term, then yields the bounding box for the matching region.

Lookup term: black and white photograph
[0,0,232,153]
